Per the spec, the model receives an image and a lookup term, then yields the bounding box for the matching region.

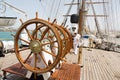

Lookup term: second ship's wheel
[14,18,62,73]
[51,23,72,58]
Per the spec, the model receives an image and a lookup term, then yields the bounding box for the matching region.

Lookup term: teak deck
[80,48,120,80]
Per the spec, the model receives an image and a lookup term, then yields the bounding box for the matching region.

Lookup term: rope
[115,0,119,31]
[38,0,49,18]
[62,0,75,27]
[49,0,56,19]
[77,0,80,14]
[109,0,114,32]
[114,0,119,44]
[54,0,62,18]
[90,0,103,38]
[103,0,109,34]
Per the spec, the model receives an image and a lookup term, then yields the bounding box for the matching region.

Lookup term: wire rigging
[61,0,75,27]
[90,0,103,38]
[54,0,62,18]
[39,0,48,18]
[114,0,120,43]
[103,0,109,34]
[115,0,119,31]
[49,0,56,19]
[109,0,114,32]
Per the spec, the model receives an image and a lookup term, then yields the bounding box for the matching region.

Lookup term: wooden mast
[77,0,85,64]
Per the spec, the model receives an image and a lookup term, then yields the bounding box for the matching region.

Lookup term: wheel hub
[29,40,42,53]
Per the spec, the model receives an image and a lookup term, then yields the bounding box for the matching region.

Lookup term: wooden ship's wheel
[50,23,73,58]
[14,13,73,74]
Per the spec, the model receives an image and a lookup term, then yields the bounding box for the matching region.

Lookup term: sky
[0,0,120,32]
[0,0,73,29]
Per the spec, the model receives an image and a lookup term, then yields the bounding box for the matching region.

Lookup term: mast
[78,0,85,35]
[75,0,108,64]
[77,0,85,64]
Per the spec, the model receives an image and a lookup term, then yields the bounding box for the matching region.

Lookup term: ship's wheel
[50,23,73,58]
[14,18,63,73]
[14,13,72,74]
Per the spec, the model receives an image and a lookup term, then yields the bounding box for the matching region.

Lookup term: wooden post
[77,0,85,64]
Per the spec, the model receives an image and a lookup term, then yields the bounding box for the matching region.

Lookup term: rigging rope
[77,0,80,14]
[38,0,48,18]
[54,0,62,18]
[115,0,119,31]
[103,0,109,34]
[49,0,55,19]
[61,0,75,27]
[109,0,114,32]
[108,0,119,44]
[90,0,103,38]
[114,0,119,43]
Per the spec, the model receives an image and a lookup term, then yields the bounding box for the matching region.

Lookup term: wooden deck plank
[93,52,113,80]
[90,55,101,80]
[94,51,117,80]
[81,48,120,80]
[102,52,120,79]
[89,55,99,80]
[88,55,94,80]
[97,52,115,80]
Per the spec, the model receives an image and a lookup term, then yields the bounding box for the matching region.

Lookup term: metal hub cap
[29,40,42,53]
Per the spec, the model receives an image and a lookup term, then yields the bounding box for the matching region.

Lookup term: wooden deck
[1,48,120,80]
[80,48,120,80]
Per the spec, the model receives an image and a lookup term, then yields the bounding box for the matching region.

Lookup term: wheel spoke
[18,47,30,52]
[48,30,55,36]
[25,27,33,41]
[47,30,53,38]
[38,29,42,34]
[34,73,37,80]
[42,48,66,61]
[19,37,30,44]
[61,38,68,41]
[35,23,39,39]
[52,46,58,48]
[42,48,56,57]
[34,54,37,69]
[40,27,49,41]
[32,24,44,40]
[47,30,50,37]
[42,40,58,46]
[23,51,32,64]
[48,35,54,39]
[38,53,48,67]
[38,24,44,33]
